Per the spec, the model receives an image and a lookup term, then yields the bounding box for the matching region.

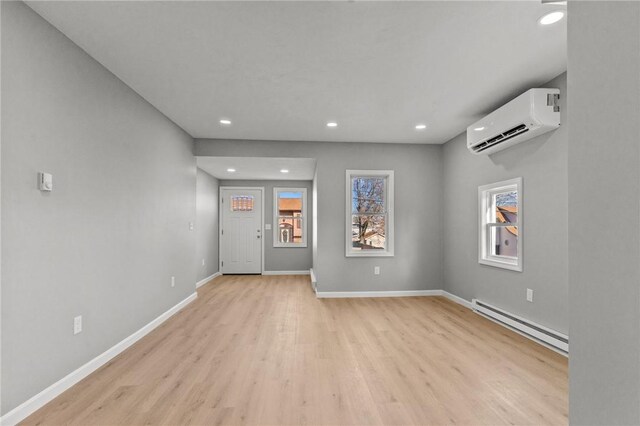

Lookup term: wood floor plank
[22,275,568,425]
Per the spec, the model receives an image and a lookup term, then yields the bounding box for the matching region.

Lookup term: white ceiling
[28,1,567,144]
[197,156,316,181]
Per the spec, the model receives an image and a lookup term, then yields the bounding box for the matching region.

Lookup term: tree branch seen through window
[352,177,386,250]
[346,170,394,257]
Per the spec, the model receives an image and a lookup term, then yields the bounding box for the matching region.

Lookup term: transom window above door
[273,188,307,247]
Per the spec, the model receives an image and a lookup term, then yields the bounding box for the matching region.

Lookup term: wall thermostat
[39,172,53,191]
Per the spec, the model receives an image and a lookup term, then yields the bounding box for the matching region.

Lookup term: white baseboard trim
[262,270,311,276]
[309,268,317,292]
[0,292,198,426]
[440,290,474,309]
[316,290,442,298]
[196,271,221,288]
[313,288,474,307]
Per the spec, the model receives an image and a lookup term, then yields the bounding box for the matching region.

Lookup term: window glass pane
[277,191,303,217]
[278,217,303,243]
[494,190,518,224]
[478,178,521,270]
[351,214,386,250]
[490,225,518,258]
[352,177,385,214]
[231,195,254,212]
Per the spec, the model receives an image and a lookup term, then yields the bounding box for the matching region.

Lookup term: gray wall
[220,180,313,272]
[441,73,568,334]
[197,140,443,292]
[196,169,219,281]
[1,2,196,414]
[568,2,640,424]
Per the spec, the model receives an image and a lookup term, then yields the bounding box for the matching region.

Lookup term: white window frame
[478,177,523,272]
[273,187,308,248]
[346,170,394,257]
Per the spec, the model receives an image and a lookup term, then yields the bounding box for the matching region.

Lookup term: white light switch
[374,266,380,275]
[526,288,534,302]
[171,276,176,288]
[202,259,205,266]
[39,172,53,191]
[265,224,272,230]
[74,315,82,335]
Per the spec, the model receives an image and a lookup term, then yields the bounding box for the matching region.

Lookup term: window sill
[346,251,394,258]
[479,257,522,272]
[274,244,308,248]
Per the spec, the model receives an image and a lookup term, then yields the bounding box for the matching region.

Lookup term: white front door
[220,188,262,274]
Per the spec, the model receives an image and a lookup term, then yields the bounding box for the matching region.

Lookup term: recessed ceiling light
[280,169,289,174]
[226,168,236,172]
[539,11,565,25]
[415,124,427,130]
[326,122,338,128]
[474,126,485,131]
[219,119,232,125]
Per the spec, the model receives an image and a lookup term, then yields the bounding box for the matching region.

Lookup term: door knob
[257,235,261,239]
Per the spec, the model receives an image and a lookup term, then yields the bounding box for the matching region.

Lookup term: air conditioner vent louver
[486,134,504,144]
[467,88,561,155]
[502,123,527,137]
[472,124,530,153]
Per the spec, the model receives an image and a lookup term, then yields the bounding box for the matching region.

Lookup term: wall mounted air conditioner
[467,88,560,155]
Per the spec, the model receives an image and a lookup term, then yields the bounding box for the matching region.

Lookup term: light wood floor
[23,275,568,425]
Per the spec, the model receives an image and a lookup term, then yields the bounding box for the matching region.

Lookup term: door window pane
[231,195,254,212]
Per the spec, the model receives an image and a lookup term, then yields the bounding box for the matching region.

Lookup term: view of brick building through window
[277,192,303,243]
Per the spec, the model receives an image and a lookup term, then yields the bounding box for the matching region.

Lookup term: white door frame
[219,186,265,275]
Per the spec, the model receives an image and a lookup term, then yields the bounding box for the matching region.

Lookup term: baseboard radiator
[472,299,568,354]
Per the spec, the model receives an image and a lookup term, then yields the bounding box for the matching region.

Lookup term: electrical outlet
[189,222,194,231]
[73,315,82,335]
[38,172,53,191]
[526,288,534,302]
[374,266,380,275]
[171,276,176,288]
